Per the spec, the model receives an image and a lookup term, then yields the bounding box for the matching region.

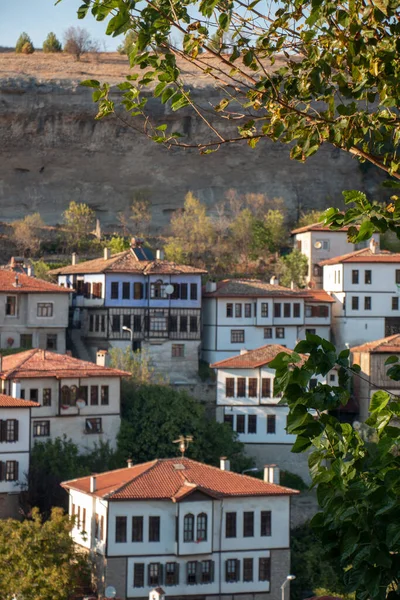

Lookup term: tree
[64,26,96,61]
[11,213,45,257]
[43,32,62,53]
[109,346,167,385]
[117,31,138,55]
[263,209,288,254]
[296,210,325,229]
[15,32,34,54]
[116,383,252,472]
[62,201,96,251]
[276,250,308,288]
[0,507,90,600]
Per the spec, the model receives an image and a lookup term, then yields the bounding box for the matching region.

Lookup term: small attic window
[173,464,186,471]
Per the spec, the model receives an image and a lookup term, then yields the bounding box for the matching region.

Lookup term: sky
[0,0,119,51]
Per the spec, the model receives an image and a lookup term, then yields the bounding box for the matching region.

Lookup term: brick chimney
[264,464,280,484]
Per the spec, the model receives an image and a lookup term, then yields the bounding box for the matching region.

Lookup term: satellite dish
[314,241,322,249]
[105,586,117,599]
[165,284,174,295]
[76,399,86,410]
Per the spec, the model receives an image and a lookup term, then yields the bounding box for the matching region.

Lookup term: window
[293,303,301,318]
[5,296,16,316]
[149,516,160,542]
[352,270,359,284]
[393,297,399,310]
[396,270,400,285]
[237,378,246,397]
[201,560,213,584]
[76,280,84,296]
[150,281,167,299]
[248,415,257,434]
[187,561,197,585]
[365,270,372,284]
[236,414,245,433]
[276,327,285,339]
[243,558,253,582]
[111,282,119,299]
[165,562,179,586]
[81,507,86,531]
[226,378,235,397]
[226,303,233,318]
[259,557,271,581]
[134,282,143,300]
[196,513,207,541]
[85,418,102,433]
[92,282,102,299]
[224,414,234,428]
[329,373,336,382]
[190,283,198,300]
[122,282,130,299]
[115,516,127,543]
[90,386,98,406]
[133,315,141,332]
[70,385,78,406]
[310,378,318,389]
[20,389,25,399]
[171,284,180,299]
[266,415,276,434]
[274,303,281,318]
[180,315,188,332]
[123,314,131,329]
[261,303,268,318]
[134,563,145,587]
[30,389,38,402]
[61,386,71,406]
[5,461,18,481]
[37,302,53,317]
[169,315,178,332]
[89,314,94,332]
[46,334,57,351]
[352,296,359,310]
[190,316,198,332]
[313,264,323,277]
[306,328,316,335]
[235,303,242,318]
[225,512,236,538]
[244,303,252,318]
[180,283,188,300]
[264,327,273,339]
[226,559,239,582]
[243,512,254,537]
[112,315,120,332]
[284,303,291,318]
[148,563,161,586]
[248,378,258,397]
[261,511,272,536]
[132,516,143,542]
[94,513,100,540]
[262,378,271,398]
[172,344,184,357]
[101,385,109,405]
[20,334,33,349]
[0,419,18,442]
[365,296,372,310]
[231,329,244,343]
[184,513,194,542]
[43,389,51,406]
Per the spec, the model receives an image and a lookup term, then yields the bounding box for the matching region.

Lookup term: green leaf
[385,355,398,365]
[291,436,312,453]
[80,79,100,88]
[369,390,390,414]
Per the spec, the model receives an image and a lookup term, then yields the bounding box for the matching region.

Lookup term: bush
[15,33,34,54]
[43,32,62,53]
[63,26,97,60]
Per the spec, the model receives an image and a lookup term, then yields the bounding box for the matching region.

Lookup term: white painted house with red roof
[0,349,129,452]
[62,457,297,600]
[0,393,39,518]
[0,270,70,353]
[202,279,333,363]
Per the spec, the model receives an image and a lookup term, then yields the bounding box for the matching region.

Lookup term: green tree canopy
[117,30,138,55]
[62,200,96,251]
[43,32,62,52]
[11,213,46,257]
[15,32,34,54]
[276,249,308,288]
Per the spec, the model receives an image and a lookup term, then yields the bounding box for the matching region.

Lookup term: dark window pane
[225,512,236,538]
[248,415,257,434]
[149,516,160,542]
[132,516,143,542]
[226,378,235,397]
[261,511,271,536]
[236,414,245,433]
[122,282,130,299]
[266,415,276,434]
[243,511,254,537]
[111,282,119,299]
[115,516,127,543]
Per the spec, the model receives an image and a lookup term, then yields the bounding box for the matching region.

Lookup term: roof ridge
[3,348,37,379]
[105,459,159,498]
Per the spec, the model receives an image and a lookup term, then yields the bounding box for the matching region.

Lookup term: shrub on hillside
[15,33,34,54]
[43,32,62,53]
[63,26,97,60]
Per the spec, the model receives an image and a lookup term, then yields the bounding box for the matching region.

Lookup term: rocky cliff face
[0,63,388,230]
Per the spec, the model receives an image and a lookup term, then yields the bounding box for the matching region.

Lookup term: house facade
[0,393,39,519]
[0,270,70,353]
[0,349,129,452]
[291,222,379,288]
[202,280,333,364]
[50,242,206,383]
[62,457,297,600]
[321,241,400,349]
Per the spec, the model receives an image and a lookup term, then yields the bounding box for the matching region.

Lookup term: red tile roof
[49,251,206,276]
[291,222,352,235]
[211,344,306,369]
[302,290,335,303]
[0,349,130,380]
[319,248,400,266]
[62,457,298,500]
[0,394,39,408]
[203,279,308,298]
[0,271,70,294]
[351,334,400,354]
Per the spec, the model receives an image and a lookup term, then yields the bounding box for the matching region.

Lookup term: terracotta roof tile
[203,279,308,298]
[319,248,400,266]
[62,457,298,499]
[302,290,335,303]
[211,344,306,369]
[291,222,352,234]
[49,251,207,276]
[351,334,400,353]
[0,271,70,294]
[0,349,130,380]
[0,394,39,408]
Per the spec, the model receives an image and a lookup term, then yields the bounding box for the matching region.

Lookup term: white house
[0,269,70,353]
[62,457,297,600]
[320,239,400,349]
[50,240,206,383]
[291,222,379,288]
[0,393,39,519]
[0,349,129,452]
[202,279,334,364]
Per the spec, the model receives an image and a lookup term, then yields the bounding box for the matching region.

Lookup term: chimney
[205,281,217,293]
[127,458,133,468]
[156,249,164,260]
[269,276,279,285]
[240,348,248,355]
[96,349,109,367]
[27,265,33,277]
[370,238,379,254]
[90,476,96,493]
[264,464,280,484]
[11,380,21,399]
[290,280,295,290]
[71,252,78,266]
[104,247,111,260]
[220,457,230,471]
